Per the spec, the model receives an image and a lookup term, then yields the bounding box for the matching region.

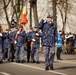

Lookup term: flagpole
[20,0,28,32]
[23,0,26,31]
[23,0,28,31]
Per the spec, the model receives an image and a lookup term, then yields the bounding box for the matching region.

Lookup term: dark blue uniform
[39,19,57,69]
[31,31,41,63]
[9,30,17,62]
[16,31,26,62]
[0,32,3,63]
[26,31,33,62]
[3,32,11,61]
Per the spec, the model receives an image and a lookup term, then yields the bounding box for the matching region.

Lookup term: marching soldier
[15,26,27,63]
[3,29,11,61]
[26,27,33,63]
[0,28,3,64]
[39,14,57,70]
[9,26,18,62]
[31,26,41,64]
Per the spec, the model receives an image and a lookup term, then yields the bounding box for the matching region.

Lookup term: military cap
[6,29,11,31]
[29,27,33,30]
[34,26,38,28]
[59,30,62,32]
[14,26,18,29]
[47,14,53,18]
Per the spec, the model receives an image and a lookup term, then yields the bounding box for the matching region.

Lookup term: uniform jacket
[32,31,41,49]
[3,32,11,48]
[39,19,57,47]
[16,31,26,47]
[26,31,34,42]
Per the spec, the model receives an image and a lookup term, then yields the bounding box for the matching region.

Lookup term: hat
[59,30,62,32]
[14,26,18,29]
[47,14,53,18]
[30,27,33,29]
[6,29,11,31]
[19,25,23,29]
[34,26,38,28]
[6,29,9,31]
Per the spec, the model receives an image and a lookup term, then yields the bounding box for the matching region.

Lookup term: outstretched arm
[38,19,44,29]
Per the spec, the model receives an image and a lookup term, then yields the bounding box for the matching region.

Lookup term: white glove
[32,39,35,42]
[55,42,57,45]
[17,31,20,34]
[36,33,39,36]
[14,40,17,44]
[44,20,46,23]
[0,33,2,37]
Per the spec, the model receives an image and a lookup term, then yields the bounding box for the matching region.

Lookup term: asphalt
[0,54,76,75]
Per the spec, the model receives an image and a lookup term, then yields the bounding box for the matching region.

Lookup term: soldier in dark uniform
[0,28,3,64]
[9,26,18,62]
[3,29,11,61]
[31,26,41,64]
[38,14,57,70]
[26,27,33,63]
[15,26,27,63]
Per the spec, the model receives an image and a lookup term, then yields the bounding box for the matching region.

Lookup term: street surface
[0,54,76,75]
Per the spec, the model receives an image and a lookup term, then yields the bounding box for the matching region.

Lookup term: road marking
[0,72,11,75]
[11,63,68,75]
[55,60,76,65]
[40,57,76,65]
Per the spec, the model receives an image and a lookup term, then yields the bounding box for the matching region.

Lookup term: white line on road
[40,57,76,65]
[11,63,68,75]
[56,60,76,65]
[0,72,11,75]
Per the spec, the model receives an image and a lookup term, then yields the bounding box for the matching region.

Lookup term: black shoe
[16,60,20,63]
[57,58,63,60]
[11,60,14,62]
[8,59,10,62]
[27,60,30,63]
[31,60,35,63]
[0,60,3,64]
[11,58,14,62]
[36,61,40,64]
[33,60,35,63]
[59,58,63,60]
[45,66,49,71]
[21,60,26,63]
[50,64,54,70]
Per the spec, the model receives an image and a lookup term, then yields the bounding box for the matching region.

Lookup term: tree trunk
[63,0,68,32]
[29,0,38,26]
[3,0,11,28]
[30,4,32,27]
[32,1,38,26]
[52,0,57,25]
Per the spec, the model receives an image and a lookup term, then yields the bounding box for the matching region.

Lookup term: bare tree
[2,0,24,28]
[57,0,68,32]
[29,0,38,27]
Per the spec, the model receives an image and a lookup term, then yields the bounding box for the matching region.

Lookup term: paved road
[0,54,76,75]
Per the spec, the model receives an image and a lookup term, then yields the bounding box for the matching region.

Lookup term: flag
[20,2,28,26]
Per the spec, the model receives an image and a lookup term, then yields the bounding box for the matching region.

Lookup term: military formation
[0,14,58,71]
